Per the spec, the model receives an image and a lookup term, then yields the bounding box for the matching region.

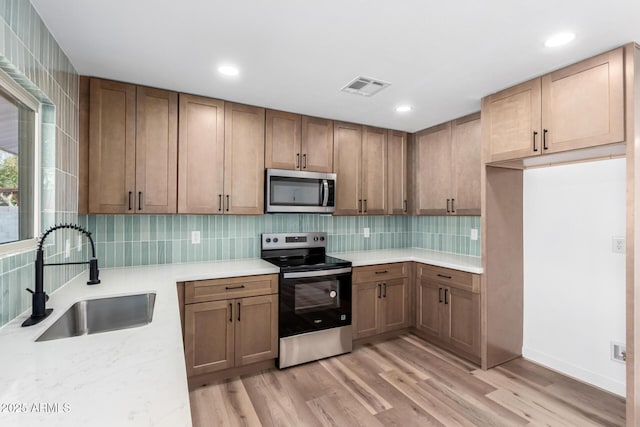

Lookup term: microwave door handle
[322,180,329,207]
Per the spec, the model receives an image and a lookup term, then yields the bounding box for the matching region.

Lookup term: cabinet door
[184,300,234,376]
[353,282,381,339]
[178,94,225,214]
[416,279,442,339]
[235,295,278,367]
[265,109,301,170]
[362,126,387,215]
[301,116,333,172]
[135,87,178,214]
[333,122,362,215]
[445,287,480,358]
[380,278,409,333]
[451,114,481,215]
[88,78,136,214]
[387,130,408,215]
[541,48,624,154]
[485,78,541,162]
[224,103,265,215]
[415,122,451,215]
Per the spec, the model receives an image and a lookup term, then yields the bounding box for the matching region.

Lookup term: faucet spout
[22,223,101,327]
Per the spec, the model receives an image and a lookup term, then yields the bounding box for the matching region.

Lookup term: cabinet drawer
[417,264,479,294]
[185,274,278,304]
[353,262,408,283]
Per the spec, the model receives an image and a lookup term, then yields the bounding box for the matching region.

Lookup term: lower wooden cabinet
[353,263,410,339]
[416,264,480,362]
[182,275,278,377]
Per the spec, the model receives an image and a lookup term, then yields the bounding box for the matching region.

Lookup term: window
[0,69,40,251]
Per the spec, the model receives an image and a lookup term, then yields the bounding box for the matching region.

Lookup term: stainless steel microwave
[265,169,336,213]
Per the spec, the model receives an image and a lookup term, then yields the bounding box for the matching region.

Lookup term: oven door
[279,267,351,337]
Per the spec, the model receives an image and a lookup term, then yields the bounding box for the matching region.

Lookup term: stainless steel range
[261,232,352,369]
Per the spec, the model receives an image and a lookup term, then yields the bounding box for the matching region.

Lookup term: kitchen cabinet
[485,47,624,163]
[178,96,265,214]
[415,264,480,363]
[265,110,334,172]
[333,123,387,215]
[87,78,178,214]
[353,263,410,339]
[414,113,481,215]
[183,274,278,377]
[387,130,408,215]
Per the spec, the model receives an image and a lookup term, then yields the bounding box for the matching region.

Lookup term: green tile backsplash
[0,0,81,328]
[79,214,481,268]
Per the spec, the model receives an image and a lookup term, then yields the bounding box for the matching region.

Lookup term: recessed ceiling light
[544,32,576,48]
[396,105,412,113]
[218,65,239,76]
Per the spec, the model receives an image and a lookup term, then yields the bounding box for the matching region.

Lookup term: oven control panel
[262,232,327,250]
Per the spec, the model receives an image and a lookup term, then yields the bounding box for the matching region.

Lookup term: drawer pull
[375,270,388,275]
[225,285,246,290]
[437,274,452,279]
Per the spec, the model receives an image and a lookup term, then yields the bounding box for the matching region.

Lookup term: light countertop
[0,259,279,427]
[0,250,479,426]
[330,249,482,274]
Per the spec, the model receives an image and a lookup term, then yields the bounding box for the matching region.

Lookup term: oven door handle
[283,267,352,279]
[321,180,329,207]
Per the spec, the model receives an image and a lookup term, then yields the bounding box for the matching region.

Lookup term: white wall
[523,158,626,396]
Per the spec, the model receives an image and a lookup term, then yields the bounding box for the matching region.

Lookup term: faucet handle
[25,288,34,294]
[25,288,48,301]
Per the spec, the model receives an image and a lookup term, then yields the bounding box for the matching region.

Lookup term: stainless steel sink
[36,293,156,342]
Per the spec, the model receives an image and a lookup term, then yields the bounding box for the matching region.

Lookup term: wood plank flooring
[189,333,625,426]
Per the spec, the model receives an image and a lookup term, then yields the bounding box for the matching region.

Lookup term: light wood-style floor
[189,333,625,426]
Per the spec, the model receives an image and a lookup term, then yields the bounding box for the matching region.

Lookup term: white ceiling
[31,0,640,133]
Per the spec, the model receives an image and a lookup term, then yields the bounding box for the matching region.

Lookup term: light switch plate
[65,239,70,258]
[191,231,201,244]
[612,236,625,254]
[363,228,370,238]
[470,229,478,241]
[77,235,83,251]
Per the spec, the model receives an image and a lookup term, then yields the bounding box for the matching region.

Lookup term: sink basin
[36,293,156,342]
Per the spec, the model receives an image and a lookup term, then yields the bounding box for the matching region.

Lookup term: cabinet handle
[226,195,230,212]
[358,199,362,213]
[446,199,451,213]
[138,192,142,211]
[237,302,241,321]
[303,154,307,169]
[437,273,452,279]
[296,153,300,169]
[225,285,245,290]
[377,283,382,299]
[543,129,548,150]
[451,198,455,213]
[363,199,367,213]
[218,194,222,212]
[439,287,443,303]
[128,192,133,210]
[375,270,388,275]
[229,303,232,322]
[383,283,387,298]
[403,200,407,213]
[444,289,449,305]
[533,131,539,152]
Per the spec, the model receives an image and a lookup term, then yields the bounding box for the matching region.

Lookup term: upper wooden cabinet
[485,47,624,163]
[387,130,408,215]
[178,96,265,215]
[265,110,333,172]
[87,78,177,214]
[333,123,387,215]
[414,113,481,215]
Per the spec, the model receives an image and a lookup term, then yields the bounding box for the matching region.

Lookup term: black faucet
[22,223,100,327]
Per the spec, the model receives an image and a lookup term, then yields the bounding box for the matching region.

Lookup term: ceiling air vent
[341,76,391,97]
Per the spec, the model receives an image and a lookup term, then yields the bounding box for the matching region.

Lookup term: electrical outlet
[612,341,627,363]
[77,235,82,251]
[65,239,71,258]
[612,236,625,254]
[470,229,478,241]
[363,228,370,238]
[191,231,201,244]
